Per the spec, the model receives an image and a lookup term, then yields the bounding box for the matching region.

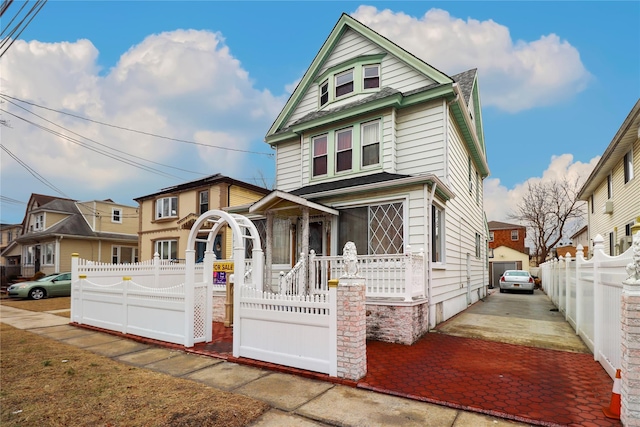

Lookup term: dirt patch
[0,323,269,426]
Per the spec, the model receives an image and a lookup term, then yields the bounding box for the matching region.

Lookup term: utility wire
[1,144,69,197]
[0,93,274,157]
[2,96,209,177]
[0,0,47,58]
[0,195,26,205]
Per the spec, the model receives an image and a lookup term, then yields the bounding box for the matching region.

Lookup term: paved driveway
[435,288,590,353]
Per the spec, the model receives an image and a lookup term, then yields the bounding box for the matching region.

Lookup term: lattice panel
[369,203,403,254]
[193,287,206,339]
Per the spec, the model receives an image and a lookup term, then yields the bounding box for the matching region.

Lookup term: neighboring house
[134,174,270,262]
[248,13,490,332]
[488,220,529,287]
[2,193,139,277]
[578,99,640,256]
[570,225,589,258]
[0,223,22,264]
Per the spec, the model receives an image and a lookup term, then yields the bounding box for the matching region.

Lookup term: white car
[499,270,535,294]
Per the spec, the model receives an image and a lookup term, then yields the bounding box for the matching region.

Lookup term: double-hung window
[361,121,380,167]
[112,208,122,223]
[511,230,519,240]
[363,65,380,89]
[43,243,55,265]
[475,233,481,258]
[34,214,44,231]
[335,128,352,173]
[113,246,137,263]
[319,80,329,106]
[199,191,209,215]
[489,231,494,242]
[607,174,613,199]
[312,135,328,177]
[155,240,177,260]
[335,69,354,98]
[432,205,444,263]
[624,150,634,183]
[156,196,177,219]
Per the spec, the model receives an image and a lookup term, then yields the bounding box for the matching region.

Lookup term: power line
[0,0,47,58]
[1,96,210,177]
[0,144,69,197]
[0,93,274,157]
[0,195,26,205]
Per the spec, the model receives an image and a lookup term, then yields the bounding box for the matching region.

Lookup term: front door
[309,221,324,256]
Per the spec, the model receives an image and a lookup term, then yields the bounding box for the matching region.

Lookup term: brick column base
[621,286,640,426]
[336,278,366,381]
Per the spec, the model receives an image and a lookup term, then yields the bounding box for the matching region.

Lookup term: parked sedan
[6,272,72,300]
[499,270,535,294]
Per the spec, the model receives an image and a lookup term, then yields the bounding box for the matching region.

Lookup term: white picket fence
[234,285,337,375]
[279,247,424,301]
[540,234,633,378]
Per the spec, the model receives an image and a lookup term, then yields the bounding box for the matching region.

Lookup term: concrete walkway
[0,304,528,427]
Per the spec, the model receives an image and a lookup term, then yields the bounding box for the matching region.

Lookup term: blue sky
[1,1,639,225]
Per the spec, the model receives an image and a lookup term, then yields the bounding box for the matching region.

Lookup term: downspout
[426,182,437,330]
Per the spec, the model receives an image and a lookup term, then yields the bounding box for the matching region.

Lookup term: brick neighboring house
[488,220,529,287]
[134,174,270,262]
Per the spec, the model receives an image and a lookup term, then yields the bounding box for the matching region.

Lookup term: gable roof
[264,13,489,178]
[266,13,452,140]
[134,174,270,202]
[578,98,640,199]
[488,220,526,230]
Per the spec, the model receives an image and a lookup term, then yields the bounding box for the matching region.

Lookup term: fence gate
[491,261,518,287]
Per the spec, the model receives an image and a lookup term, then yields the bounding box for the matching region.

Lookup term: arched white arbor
[184,210,264,346]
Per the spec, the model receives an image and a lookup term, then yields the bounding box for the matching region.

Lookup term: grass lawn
[0,297,71,318]
[0,322,270,426]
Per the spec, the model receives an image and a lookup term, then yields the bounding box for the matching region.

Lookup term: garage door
[491,261,520,288]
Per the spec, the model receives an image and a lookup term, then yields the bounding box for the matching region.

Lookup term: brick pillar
[622,226,640,426]
[335,277,367,381]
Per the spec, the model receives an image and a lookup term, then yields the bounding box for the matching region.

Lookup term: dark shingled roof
[452,68,477,105]
[488,220,526,230]
[290,172,412,197]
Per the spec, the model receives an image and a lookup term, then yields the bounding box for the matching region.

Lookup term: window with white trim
[363,65,379,89]
[488,248,494,258]
[34,213,44,231]
[476,171,480,204]
[361,121,380,167]
[42,243,55,265]
[475,233,481,258]
[24,246,34,265]
[335,128,352,173]
[489,231,494,242]
[319,80,329,107]
[312,135,328,177]
[624,150,634,183]
[432,204,444,263]
[272,218,291,264]
[112,246,138,263]
[155,240,177,260]
[511,230,519,240]
[112,208,122,223]
[156,197,177,219]
[607,174,612,199]
[335,69,354,98]
[338,202,404,255]
[199,190,209,215]
[468,156,473,193]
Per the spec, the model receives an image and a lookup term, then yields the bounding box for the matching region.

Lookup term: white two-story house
[246,13,490,343]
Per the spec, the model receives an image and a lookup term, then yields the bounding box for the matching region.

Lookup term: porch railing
[279,254,306,295]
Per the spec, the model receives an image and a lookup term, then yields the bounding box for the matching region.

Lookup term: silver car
[499,270,535,294]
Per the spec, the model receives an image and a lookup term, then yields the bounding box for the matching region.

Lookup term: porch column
[301,207,309,293]
[266,212,273,292]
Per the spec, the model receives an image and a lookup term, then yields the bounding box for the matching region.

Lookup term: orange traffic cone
[602,369,621,419]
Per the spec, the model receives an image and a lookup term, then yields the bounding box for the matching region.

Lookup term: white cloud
[352,5,592,112]
[484,154,600,223]
[0,31,284,214]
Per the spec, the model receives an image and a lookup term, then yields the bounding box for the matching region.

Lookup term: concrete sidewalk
[0,304,529,427]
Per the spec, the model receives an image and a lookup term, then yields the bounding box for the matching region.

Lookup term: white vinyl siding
[395,103,446,178]
[587,138,640,252]
[275,139,303,192]
[284,28,435,128]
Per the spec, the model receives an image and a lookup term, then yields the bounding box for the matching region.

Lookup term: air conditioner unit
[603,200,613,214]
[620,235,633,252]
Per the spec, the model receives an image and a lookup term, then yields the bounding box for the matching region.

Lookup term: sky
[1,1,639,229]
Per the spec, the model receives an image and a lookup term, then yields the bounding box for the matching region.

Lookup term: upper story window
[475,233,481,258]
[34,213,44,231]
[361,121,380,167]
[199,191,209,215]
[112,208,122,223]
[607,174,613,199]
[335,69,354,98]
[312,135,328,177]
[624,149,634,183]
[476,171,480,204]
[511,230,519,241]
[319,80,329,107]
[468,157,473,193]
[489,231,494,242]
[363,65,379,89]
[590,194,594,213]
[156,196,177,219]
[335,128,353,173]
[432,204,444,263]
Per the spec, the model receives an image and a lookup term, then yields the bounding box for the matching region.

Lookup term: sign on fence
[214,261,233,285]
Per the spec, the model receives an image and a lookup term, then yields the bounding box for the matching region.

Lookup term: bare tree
[509,178,585,264]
